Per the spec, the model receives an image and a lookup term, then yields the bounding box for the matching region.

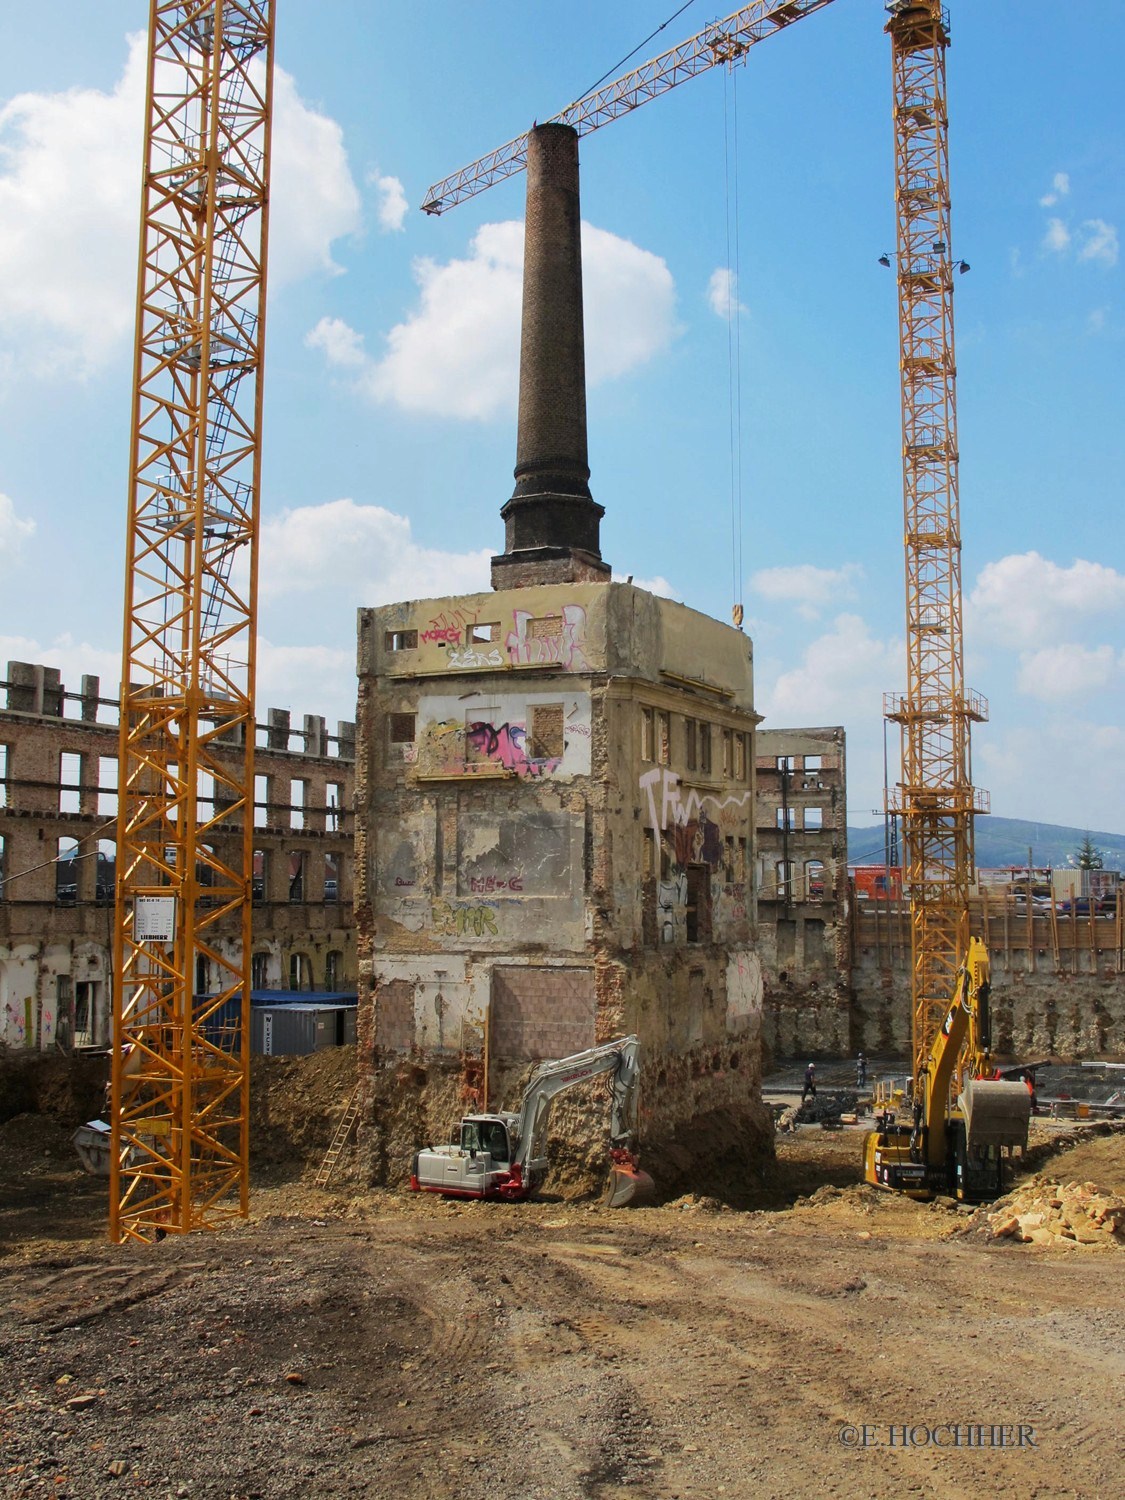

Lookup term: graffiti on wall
[506,604,590,671]
[417,717,565,779]
[431,900,499,937]
[466,721,561,778]
[449,646,503,670]
[639,767,751,837]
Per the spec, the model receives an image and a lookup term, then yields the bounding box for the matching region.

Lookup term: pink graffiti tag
[466,721,560,778]
[506,603,589,670]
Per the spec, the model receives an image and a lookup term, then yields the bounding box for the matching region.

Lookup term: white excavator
[410,1035,655,1207]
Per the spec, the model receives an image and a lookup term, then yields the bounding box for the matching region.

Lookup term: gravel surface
[3,1125,1122,1499]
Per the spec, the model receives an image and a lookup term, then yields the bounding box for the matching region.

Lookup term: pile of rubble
[776,1092,858,1132]
[976,1176,1125,1247]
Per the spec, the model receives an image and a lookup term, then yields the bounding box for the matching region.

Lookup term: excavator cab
[461,1118,511,1163]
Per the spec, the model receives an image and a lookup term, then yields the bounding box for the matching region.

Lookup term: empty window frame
[776,807,796,830]
[722,729,733,778]
[251,951,270,989]
[641,707,655,762]
[290,779,306,831]
[95,839,115,905]
[804,754,823,771]
[806,860,826,900]
[684,717,697,771]
[388,713,416,746]
[804,806,824,831]
[469,622,499,643]
[724,835,735,882]
[529,703,564,760]
[288,851,305,902]
[252,849,268,904]
[776,755,797,772]
[324,950,343,989]
[59,752,82,814]
[385,629,418,652]
[289,952,313,991]
[776,860,795,899]
[699,723,712,775]
[326,782,344,832]
[254,774,269,829]
[56,837,79,904]
[197,770,215,823]
[324,850,340,902]
[97,756,118,817]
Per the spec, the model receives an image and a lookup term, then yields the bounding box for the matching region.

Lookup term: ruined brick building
[354,125,778,1195]
[0,661,356,1052]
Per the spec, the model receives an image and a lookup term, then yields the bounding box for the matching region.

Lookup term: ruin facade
[354,583,771,1194]
[0,661,356,1052]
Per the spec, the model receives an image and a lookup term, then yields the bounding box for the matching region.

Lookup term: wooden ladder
[314,1085,363,1188]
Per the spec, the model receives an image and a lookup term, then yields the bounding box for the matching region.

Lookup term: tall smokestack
[491,123,610,591]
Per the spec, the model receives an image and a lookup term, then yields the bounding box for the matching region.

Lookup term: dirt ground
[2,1077,1123,1500]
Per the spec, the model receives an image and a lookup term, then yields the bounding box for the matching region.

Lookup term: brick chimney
[491,123,610,591]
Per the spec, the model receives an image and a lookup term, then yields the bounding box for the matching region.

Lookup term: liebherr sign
[132,896,176,944]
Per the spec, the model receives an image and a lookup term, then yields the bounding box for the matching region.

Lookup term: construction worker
[801,1062,817,1103]
[856,1052,867,1089]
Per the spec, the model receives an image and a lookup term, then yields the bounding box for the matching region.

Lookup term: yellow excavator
[864,939,1031,1202]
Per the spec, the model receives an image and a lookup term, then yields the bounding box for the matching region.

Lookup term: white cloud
[613,572,676,598]
[1042,217,1070,254]
[757,612,900,725]
[0,633,121,696]
[255,497,492,608]
[0,493,35,560]
[1016,643,1119,702]
[750,563,862,621]
[306,316,368,370]
[1038,171,1070,207]
[310,219,677,421]
[0,35,361,380]
[1077,218,1119,268]
[707,267,747,320]
[267,67,363,284]
[370,172,408,232]
[255,639,357,728]
[978,721,1125,828]
[970,553,1125,649]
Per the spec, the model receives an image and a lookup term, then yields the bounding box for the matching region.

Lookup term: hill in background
[848,816,1125,872]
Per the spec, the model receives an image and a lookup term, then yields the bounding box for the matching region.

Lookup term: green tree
[1074,833,1104,871]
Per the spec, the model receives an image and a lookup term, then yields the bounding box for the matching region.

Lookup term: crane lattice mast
[111,0,276,1243]
[420,0,837,215]
[882,1,987,1087]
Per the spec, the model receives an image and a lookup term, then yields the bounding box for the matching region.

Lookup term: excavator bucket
[604,1155,656,1208]
[959,1079,1031,1152]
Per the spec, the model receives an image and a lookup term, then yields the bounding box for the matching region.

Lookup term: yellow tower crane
[111,0,276,1243]
[421,0,984,1091]
[882,0,987,1086]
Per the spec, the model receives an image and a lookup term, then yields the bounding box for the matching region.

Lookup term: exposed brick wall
[490,965,595,1061]
[377,979,415,1051]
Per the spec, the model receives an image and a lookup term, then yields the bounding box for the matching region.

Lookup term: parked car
[1058,894,1116,918]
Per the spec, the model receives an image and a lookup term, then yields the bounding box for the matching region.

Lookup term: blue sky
[0,1,1122,834]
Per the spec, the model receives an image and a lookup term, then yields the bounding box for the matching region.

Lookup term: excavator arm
[515,1036,641,1164]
